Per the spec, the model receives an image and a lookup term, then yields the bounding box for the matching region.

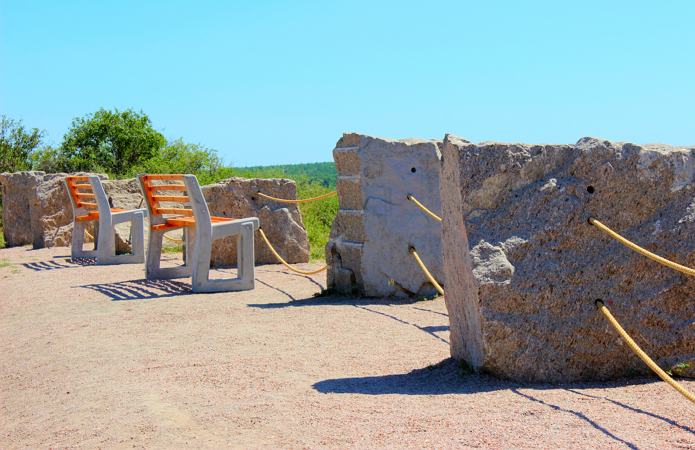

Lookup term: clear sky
[1,1,693,167]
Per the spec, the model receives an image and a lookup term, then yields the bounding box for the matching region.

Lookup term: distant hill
[231,162,337,188]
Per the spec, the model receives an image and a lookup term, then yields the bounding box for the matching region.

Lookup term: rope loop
[409,246,444,296]
[589,217,695,277]
[256,191,337,204]
[595,299,695,405]
[407,195,441,222]
[258,228,328,275]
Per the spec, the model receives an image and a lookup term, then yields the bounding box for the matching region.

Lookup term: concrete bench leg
[191,220,256,293]
[145,227,195,280]
[96,211,146,265]
[71,219,98,259]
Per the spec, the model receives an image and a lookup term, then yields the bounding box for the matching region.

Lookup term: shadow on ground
[75,279,192,300]
[314,359,694,445]
[248,292,438,309]
[23,256,97,270]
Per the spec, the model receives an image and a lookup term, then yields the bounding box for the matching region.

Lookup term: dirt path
[1,246,693,449]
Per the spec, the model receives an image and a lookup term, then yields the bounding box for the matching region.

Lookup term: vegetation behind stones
[0,110,338,258]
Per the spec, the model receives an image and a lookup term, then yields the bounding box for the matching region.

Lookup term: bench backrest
[65,176,99,211]
[139,174,195,217]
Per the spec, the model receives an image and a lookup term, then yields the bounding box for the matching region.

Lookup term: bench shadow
[75,279,192,300]
[23,257,97,270]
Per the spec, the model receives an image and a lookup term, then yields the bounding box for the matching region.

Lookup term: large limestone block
[102,178,148,254]
[0,171,103,248]
[440,134,695,382]
[326,133,444,297]
[0,171,38,247]
[204,177,309,266]
[37,172,107,248]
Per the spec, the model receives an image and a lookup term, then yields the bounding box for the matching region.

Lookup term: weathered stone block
[441,134,695,382]
[102,178,148,254]
[326,134,444,297]
[333,147,360,176]
[336,132,361,149]
[204,177,309,266]
[0,171,104,249]
[335,178,362,211]
[329,211,365,243]
[0,171,38,247]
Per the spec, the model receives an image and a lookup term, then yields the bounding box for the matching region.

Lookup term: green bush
[217,166,338,262]
[296,181,339,261]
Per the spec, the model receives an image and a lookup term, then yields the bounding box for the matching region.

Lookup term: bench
[64,175,146,264]
[137,174,259,292]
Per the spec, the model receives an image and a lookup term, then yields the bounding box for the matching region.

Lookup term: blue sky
[1,1,693,167]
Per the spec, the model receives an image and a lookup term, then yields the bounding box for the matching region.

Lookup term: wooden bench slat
[143,174,185,181]
[78,202,99,209]
[152,195,189,202]
[76,193,95,199]
[66,176,90,182]
[155,208,194,215]
[72,184,92,190]
[146,184,187,192]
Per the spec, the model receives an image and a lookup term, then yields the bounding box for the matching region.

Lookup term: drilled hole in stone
[411,167,417,173]
[587,185,595,194]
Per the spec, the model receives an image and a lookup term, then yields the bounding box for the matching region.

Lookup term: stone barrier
[1,173,309,266]
[326,133,443,297]
[204,177,309,266]
[0,171,104,248]
[440,135,695,382]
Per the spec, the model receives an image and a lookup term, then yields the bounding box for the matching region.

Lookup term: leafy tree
[0,115,47,173]
[59,108,166,176]
[127,138,228,185]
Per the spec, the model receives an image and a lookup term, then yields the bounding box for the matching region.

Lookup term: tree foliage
[59,108,166,176]
[127,138,228,185]
[0,115,47,173]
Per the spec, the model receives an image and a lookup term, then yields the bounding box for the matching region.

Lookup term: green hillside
[230,162,337,188]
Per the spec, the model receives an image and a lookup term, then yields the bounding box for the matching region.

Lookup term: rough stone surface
[102,178,149,254]
[0,171,103,249]
[0,172,38,247]
[204,177,309,266]
[440,134,695,382]
[326,133,444,297]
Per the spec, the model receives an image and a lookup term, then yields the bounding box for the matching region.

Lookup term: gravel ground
[1,245,694,449]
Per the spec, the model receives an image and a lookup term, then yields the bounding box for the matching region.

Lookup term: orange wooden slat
[149,185,187,191]
[151,223,187,231]
[76,193,95,199]
[66,176,90,182]
[72,184,92,190]
[152,195,189,202]
[75,211,99,222]
[157,208,194,215]
[143,174,185,181]
[164,216,196,227]
[79,202,99,209]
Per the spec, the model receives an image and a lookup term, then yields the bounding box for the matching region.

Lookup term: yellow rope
[258,228,328,275]
[589,218,695,277]
[163,234,184,243]
[407,195,442,222]
[257,191,337,204]
[595,300,695,405]
[409,247,444,296]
